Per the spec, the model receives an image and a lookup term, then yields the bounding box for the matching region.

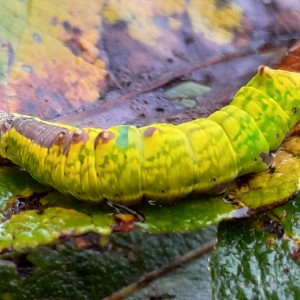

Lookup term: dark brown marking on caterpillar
[12,117,90,156]
[144,126,158,138]
[72,129,84,143]
[94,130,115,149]
[53,130,72,155]
[55,131,67,146]
[43,127,69,151]
[12,117,69,150]
[54,130,89,155]
[61,132,74,155]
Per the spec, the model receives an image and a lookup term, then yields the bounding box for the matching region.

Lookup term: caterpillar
[0,66,300,205]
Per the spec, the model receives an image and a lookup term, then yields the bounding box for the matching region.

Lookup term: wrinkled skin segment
[0,66,299,205]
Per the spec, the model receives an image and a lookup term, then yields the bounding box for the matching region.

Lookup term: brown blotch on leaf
[113,213,138,233]
[144,126,158,138]
[62,21,82,36]
[65,37,84,56]
[4,193,48,220]
[94,130,115,148]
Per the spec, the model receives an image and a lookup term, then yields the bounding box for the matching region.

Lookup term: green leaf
[138,172,299,233]
[210,197,300,299]
[0,228,215,299]
[0,166,49,211]
[165,81,210,100]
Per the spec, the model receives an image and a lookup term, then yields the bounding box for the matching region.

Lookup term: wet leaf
[210,197,300,299]
[0,166,49,212]
[138,173,299,233]
[1,0,299,125]
[0,227,215,299]
[209,115,300,299]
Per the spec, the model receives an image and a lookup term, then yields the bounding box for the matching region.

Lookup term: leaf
[1,1,300,299]
[165,81,210,108]
[210,197,300,299]
[103,0,243,46]
[0,0,107,117]
[138,172,299,233]
[209,125,300,298]
[2,0,298,126]
[0,227,215,299]
[0,166,49,212]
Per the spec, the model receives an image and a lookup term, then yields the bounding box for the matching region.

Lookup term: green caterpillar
[0,66,300,205]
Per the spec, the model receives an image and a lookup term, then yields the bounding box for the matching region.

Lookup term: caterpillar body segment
[0,66,299,205]
[209,105,270,176]
[231,86,290,150]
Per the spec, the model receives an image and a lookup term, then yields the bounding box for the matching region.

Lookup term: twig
[101,238,217,300]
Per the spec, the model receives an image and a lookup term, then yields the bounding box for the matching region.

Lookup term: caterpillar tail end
[258,65,269,76]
